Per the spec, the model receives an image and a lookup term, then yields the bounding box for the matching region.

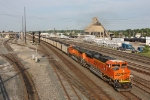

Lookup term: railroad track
[128,63,150,76]
[133,76,150,94]
[1,39,39,100]
[3,39,13,51]
[39,41,112,100]
[121,91,140,100]
[38,43,85,99]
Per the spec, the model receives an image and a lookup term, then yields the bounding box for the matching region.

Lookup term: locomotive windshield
[122,64,127,68]
[112,64,120,70]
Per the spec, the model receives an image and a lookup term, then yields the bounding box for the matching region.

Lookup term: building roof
[84,17,105,33]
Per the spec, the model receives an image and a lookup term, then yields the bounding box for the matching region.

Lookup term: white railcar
[41,37,44,41]
[53,41,57,47]
[44,38,46,42]
[46,38,49,42]
[50,40,53,45]
[48,39,51,44]
[56,42,62,50]
[62,44,69,54]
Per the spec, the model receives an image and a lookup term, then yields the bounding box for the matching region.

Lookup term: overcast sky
[0,0,150,32]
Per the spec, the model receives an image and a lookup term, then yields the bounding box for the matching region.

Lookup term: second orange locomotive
[68,45,132,91]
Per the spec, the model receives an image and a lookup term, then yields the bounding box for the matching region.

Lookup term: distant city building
[40,33,49,37]
[84,17,109,38]
[135,33,141,38]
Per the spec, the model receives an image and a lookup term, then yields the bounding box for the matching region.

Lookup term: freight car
[41,37,132,91]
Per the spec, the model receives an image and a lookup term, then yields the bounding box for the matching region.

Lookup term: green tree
[69,33,73,36]
[123,32,128,37]
[63,33,68,36]
[113,31,119,37]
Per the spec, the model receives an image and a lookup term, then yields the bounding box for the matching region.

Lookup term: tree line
[109,28,150,38]
[2,28,150,37]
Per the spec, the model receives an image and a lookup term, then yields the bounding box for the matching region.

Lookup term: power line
[0,13,21,18]
[0,2,22,15]
[0,9,8,14]
[2,0,21,10]
[24,7,26,44]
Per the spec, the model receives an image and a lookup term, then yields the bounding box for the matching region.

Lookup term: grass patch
[138,45,150,57]
[138,51,150,57]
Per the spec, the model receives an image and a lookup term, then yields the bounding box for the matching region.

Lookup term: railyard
[0,34,149,100]
[1,0,150,100]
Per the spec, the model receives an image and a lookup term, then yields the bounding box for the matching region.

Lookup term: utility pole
[54,28,55,34]
[129,30,130,38]
[22,17,23,39]
[24,7,26,44]
[147,29,148,36]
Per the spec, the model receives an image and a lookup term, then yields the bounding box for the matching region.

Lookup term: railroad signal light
[32,32,35,43]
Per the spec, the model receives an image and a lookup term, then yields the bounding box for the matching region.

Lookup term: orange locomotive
[68,45,132,91]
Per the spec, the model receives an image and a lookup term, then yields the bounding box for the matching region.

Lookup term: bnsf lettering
[115,73,128,76]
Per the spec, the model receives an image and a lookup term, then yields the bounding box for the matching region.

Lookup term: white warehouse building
[146,37,150,46]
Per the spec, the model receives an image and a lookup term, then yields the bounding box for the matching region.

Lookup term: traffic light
[39,31,41,43]
[32,32,35,43]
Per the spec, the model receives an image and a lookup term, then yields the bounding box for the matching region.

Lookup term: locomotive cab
[106,60,132,91]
